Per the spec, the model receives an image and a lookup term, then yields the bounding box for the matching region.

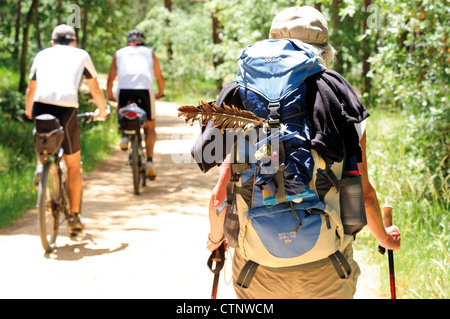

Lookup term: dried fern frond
[177,100,267,133]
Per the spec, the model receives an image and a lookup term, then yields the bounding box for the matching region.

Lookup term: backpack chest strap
[267,101,281,127]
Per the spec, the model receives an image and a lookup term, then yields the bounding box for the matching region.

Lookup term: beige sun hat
[269,6,329,44]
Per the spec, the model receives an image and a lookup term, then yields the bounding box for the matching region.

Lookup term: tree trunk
[81,1,88,49]
[74,0,79,40]
[13,0,23,62]
[34,5,42,50]
[331,0,343,74]
[361,0,372,94]
[57,0,63,25]
[19,0,39,93]
[164,0,173,60]
[211,9,223,91]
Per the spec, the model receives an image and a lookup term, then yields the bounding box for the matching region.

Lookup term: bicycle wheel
[37,162,61,253]
[140,147,146,187]
[130,134,140,195]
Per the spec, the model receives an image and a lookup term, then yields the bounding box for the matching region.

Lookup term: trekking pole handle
[383,205,393,228]
[212,249,221,262]
[207,242,226,274]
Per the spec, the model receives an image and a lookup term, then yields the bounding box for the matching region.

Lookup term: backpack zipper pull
[325,214,331,229]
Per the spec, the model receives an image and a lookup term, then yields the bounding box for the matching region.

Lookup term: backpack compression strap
[236,260,260,289]
[328,250,352,279]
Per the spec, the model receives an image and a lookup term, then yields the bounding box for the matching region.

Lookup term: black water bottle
[340,156,367,235]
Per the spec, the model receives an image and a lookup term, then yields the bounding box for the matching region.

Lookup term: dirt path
[0,101,379,299]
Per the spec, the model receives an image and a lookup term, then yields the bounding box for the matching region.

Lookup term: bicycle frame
[45,148,70,216]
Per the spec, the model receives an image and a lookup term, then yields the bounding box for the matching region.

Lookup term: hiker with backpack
[188,6,401,299]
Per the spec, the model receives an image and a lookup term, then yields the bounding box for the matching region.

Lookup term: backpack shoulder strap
[226,142,250,204]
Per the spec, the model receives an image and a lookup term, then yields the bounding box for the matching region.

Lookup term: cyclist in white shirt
[107,29,165,179]
[25,24,108,234]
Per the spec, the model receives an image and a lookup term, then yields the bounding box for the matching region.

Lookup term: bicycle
[118,103,148,195]
[33,110,105,253]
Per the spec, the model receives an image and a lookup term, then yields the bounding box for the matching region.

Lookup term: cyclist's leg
[143,120,156,179]
[64,151,82,214]
[143,120,156,159]
[135,89,155,157]
[31,102,49,186]
[117,89,135,150]
[58,107,84,232]
[139,89,157,178]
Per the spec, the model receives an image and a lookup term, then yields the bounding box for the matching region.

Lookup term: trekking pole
[377,205,397,299]
[207,242,226,299]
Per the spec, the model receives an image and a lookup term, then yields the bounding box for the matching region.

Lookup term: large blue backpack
[227,39,355,288]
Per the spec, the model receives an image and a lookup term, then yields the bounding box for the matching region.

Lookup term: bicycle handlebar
[77,112,95,123]
[77,104,112,123]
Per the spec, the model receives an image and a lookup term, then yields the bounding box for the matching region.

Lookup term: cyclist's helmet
[127,29,145,46]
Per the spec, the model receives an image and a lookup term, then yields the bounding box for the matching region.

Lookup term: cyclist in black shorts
[107,30,165,179]
[25,25,108,233]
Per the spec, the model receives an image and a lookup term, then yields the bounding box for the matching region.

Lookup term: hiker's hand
[380,225,401,251]
[25,109,33,120]
[207,233,225,252]
[208,195,226,252]
[211,182,227,209]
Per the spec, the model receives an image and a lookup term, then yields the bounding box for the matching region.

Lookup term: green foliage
[0,90,26,121]
[79,97,120,172]
[136,3,217,103]
[365,1,450,175]
[356,109,449,299]
[0,0,153,75]
[0,66,20,92]
[368,1,449,110]
[0,110,37,228]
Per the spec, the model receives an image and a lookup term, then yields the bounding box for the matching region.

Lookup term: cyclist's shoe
[68,213,84,236]
[120,136,129,151]
[33,163,44,189]
[145,160,157,180]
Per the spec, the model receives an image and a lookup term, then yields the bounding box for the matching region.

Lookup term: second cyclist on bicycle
[106,29,165,180]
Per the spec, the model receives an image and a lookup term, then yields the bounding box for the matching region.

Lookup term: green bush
[0,90,26,122]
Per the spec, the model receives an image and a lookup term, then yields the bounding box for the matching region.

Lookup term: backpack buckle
[267,102,281,127]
